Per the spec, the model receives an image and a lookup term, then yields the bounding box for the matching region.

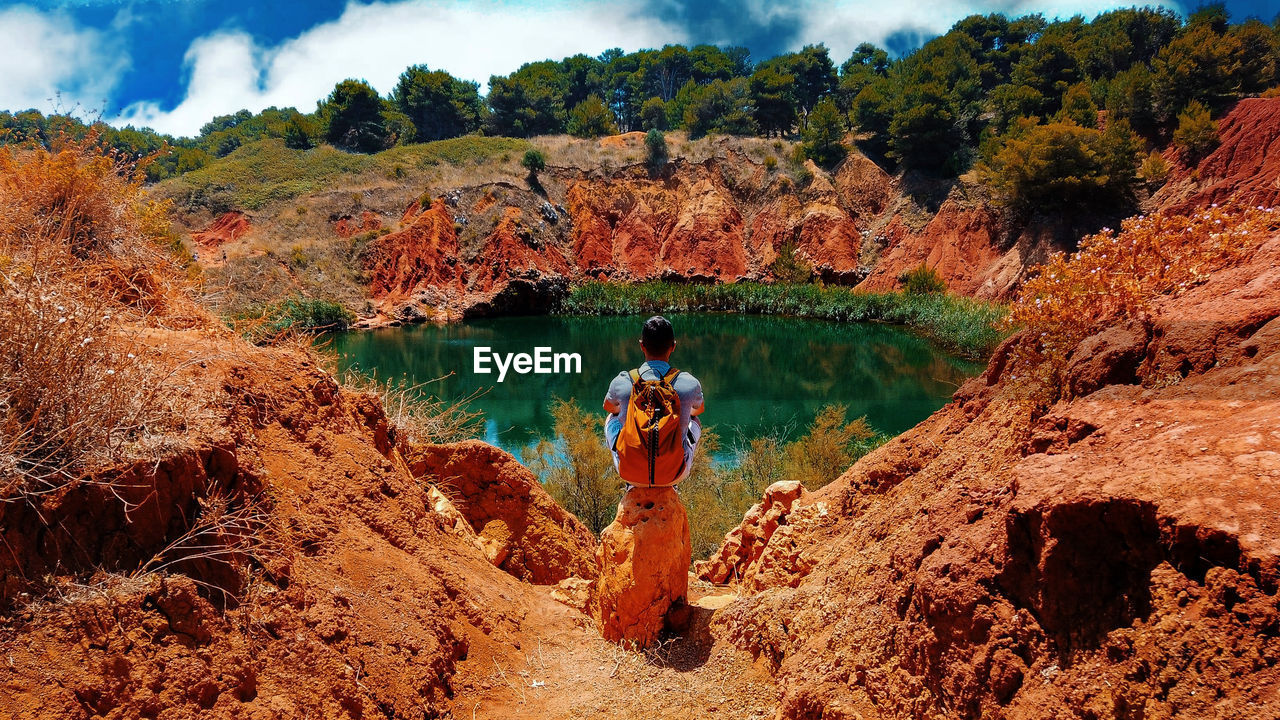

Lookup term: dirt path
[451,579,778,720]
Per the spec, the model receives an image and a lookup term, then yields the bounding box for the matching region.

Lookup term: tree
[682,78,757,138]
[1151,24,1241,120]
[644,129,668,168]
[283,114,317,150]
[392,65,482,142]
[1173,100,1220,162]
[1055,82,1099,128]
[802,98,846,166]
[486,61,568,137]
[748,65,797,137]
[521,149,546,176]
[978,119,1140,210]
[764,44,837,128]
[566,95,618,138]
[318,79,398,153]
[639,97,668,131]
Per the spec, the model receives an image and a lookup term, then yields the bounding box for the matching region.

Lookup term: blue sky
[1,0,1274,136]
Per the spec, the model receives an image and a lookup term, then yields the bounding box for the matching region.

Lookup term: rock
[550,577,593,613]
[407,440,598,584]
[1064,320,1149,398]
[592,487,691,648]
[696,481,805,584]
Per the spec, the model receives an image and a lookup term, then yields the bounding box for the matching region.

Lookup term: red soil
[1160,97,1280,213]
[707,230,1280,718]
[191,211,250,247]
[332,210,382,238]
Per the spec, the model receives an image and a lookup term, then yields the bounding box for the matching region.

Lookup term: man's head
[640,315,675,360]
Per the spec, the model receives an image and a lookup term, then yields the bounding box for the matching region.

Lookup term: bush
[639,97,668,131]
[566,95,618,139]
[521,148,546,175]
[240,296,354,342]
[0,136,195,500]
[784,405,879,490]
[1139,151,1172,187]
[899,264,947,294]
[644,129,668,168]
[1008,206,1279,379]
[1173,100,1220,163]
[770,242,813,284]
[978,120,1140,210]
[526,399,620,534]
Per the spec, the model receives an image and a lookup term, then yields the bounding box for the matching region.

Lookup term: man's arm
[604,398,620,413]
[603,374,624,414]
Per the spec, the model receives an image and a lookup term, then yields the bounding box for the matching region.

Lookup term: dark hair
[641,315,675,354]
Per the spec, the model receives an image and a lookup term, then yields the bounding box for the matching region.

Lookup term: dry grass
[338,368,485,445]
[0,136,209,502]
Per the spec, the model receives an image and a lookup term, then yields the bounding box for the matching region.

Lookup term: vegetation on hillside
[1008,204,1280,390]
[4,3,1274,193]
[564,281,1008,360]
[0,136,204,501]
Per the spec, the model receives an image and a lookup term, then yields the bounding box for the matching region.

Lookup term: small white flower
[106,369,115,375]
[58,317,67,324]
[127,353,135,359]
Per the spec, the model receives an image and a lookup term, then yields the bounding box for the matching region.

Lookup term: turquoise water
[326,314,983,455]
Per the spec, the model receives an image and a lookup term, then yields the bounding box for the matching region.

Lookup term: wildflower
[106,369,116,375]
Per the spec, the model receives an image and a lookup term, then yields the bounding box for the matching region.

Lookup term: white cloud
[800,0,1184,62]
[0,6,128,114]
[114,0,688,136]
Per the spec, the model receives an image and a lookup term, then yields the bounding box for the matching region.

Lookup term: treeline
[2,3,1277,195]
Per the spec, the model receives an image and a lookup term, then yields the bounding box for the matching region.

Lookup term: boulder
[592,487,691,648]
[696,480,805,584]
[406,440,598,584]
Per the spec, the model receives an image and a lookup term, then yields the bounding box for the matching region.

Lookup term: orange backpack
[614,366,685,487]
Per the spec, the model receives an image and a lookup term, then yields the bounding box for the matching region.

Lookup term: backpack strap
[661,367,681,385]
[628,369,641,385]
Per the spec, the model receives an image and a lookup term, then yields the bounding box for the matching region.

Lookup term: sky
[1,0,1275,137]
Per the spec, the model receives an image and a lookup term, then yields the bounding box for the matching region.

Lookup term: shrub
[644,129,668,168]
[899,264,947,294]
[239,296,354,342]
[566,95,618,139]
[764,155,778,171]
[978,120,1140,210]
[1008,206,1279,379]
[1173,100,1220,163]
[521,148,546,175]
[771,242,814,284]
[0,136,196,500]
[785,405,879,490]
[1139,151,1172,188]
[639,97,668,131]
[526,399,620,534]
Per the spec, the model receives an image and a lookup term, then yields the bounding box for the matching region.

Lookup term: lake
[326,314,983,457]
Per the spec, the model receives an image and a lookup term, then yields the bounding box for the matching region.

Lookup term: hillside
[161,131,1054,323]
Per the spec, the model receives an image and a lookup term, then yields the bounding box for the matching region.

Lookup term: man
[603,316,704,487]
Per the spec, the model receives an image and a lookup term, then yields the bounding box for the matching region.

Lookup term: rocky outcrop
[695,480,805,585]
[406,440,597,584]
[1158,97,1280,213]
[710,231,1280,718]
[592,487,692,648]
[191,210,250,247]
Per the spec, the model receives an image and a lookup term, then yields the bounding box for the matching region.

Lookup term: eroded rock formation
[592,487,692,648]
